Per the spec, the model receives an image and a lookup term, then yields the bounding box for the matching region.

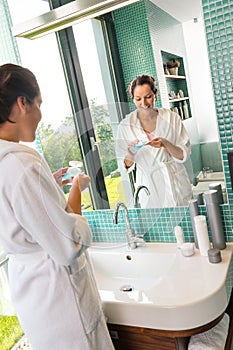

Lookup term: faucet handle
[134,234,146,245]
[202,167,213,178]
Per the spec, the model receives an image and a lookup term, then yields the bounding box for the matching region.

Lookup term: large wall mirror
[112,0,225,209]
[107,0,225,209]
[7,0,226,210]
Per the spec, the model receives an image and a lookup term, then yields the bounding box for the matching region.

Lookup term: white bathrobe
[116,108,193,208]
[0,140,114,350]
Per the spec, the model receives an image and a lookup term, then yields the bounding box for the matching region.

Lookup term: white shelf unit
[165,75,186,80]
[161,50,192,120]
[169,97,189,103]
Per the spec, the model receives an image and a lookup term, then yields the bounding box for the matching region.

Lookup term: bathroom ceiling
[150,0,202,23]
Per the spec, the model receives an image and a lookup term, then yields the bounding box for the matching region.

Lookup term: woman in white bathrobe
[0,64,114,350]
[116,75,192,208]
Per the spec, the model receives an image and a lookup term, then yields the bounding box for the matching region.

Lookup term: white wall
[183,19,219,143]
[146,2,219,145]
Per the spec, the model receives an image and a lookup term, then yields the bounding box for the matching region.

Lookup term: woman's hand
[147,137,163,148]
[123,139,139,170]
[67,173,90,215]
[148,137,184,160]
[128,139,139,155]
[73,173,90,192]
[53,167,69,187]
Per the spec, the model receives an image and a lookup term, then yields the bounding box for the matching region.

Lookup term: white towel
[0,267,15,316]
[188,313,229,349]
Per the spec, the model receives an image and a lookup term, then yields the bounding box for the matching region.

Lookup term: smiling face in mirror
[115,74,193,208]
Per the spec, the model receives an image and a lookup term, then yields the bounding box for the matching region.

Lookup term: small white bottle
[174,226,184,248]
[194,215,210,256]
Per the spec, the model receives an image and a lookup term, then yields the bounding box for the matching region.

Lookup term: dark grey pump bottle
[204,190,226,250]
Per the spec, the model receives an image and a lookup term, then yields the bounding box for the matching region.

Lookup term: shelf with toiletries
[161,50,192,120]
[165,75,186,80]
[169,97,189,103]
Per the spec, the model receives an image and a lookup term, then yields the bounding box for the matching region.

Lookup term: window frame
[49,0,135,209]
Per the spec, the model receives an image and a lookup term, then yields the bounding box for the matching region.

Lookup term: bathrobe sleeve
[11,159,92,266]
[115,111,146,174]
[170,111,191,163]
[116,121,136,174]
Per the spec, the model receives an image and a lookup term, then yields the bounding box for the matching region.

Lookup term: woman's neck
[0,123,19,142]
[137,108,158,133]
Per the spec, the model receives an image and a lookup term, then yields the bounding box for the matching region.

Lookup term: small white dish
[181,242,195,257]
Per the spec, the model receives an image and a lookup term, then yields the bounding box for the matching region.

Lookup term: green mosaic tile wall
[83,205,217,243]
[202,0,233,197]
[202,0,233,237]
[83,0,233,244]
[113,0,161,109]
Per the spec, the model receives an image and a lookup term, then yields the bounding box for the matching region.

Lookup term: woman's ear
[16,96,27,112]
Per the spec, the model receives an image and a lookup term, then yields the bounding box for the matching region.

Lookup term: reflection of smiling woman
[116,75,192,208]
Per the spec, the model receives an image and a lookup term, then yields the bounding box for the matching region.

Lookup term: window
[6,0,132,209]
[71,19,127,208]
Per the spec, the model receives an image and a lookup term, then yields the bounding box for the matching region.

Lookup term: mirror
[8,0,225,210]
[112,0,225,208]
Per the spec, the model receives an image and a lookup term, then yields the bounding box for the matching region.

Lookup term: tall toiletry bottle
[209,183,224,204]
[193,215,210,256]
[194,192,204,205]
[182,100,189,119]
[189,199,199,249]
[204,190,226,250]
[178,102,184,120]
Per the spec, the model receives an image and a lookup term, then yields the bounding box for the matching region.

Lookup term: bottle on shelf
[172,106,179,114]
[178,89,184,98]
[163,64,170,75]
[178,102,184,120]
[182,100,189,119]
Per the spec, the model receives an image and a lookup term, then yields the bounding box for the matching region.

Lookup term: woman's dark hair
[0,63,40,124]
[128,75,157,98]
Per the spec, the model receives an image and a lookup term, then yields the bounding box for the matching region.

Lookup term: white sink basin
[88,242,232,331]
[89,244,176,290]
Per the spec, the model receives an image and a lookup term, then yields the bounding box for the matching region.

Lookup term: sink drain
[120,284,134,292]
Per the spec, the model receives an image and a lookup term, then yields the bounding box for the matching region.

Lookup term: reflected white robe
[0,140,114,350]
[116,108,193,208]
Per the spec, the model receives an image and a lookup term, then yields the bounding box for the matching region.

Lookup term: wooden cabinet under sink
[108,323,189,349]
[107,289,233,350]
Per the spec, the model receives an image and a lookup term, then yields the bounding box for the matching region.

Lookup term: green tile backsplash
[84,0,233,244]
[83,205,227,243]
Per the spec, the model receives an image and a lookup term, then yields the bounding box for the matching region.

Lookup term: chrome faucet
[202,167,213,178]
[134,185,150,208]
[113,202,145,249]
